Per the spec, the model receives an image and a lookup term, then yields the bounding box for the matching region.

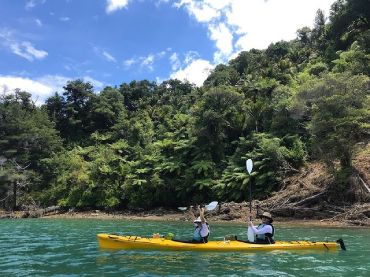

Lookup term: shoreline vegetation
[2,202,369,227]
[1,155,369,227]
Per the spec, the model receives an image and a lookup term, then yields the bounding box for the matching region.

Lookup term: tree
[89,86,126,132]
[312,9,328,52]
[204,64,240,87]
[62,79,95,141]
[300,73,370,179]
[332,41,370,75]
[119,80,156,111]
[327,0,370,51]
[297,27,312,45]
[192,86,244,162]
[0,91,62,209]
[45,92,67,135]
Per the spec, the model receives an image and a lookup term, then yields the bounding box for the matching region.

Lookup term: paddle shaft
[249,176,252,220]
[246,159,253,221]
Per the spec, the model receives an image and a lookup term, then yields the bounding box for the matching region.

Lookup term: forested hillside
[1,0,369,211]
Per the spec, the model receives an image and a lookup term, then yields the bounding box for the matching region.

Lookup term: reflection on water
[0,219,369,276]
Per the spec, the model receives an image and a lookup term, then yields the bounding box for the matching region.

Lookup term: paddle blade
[178,207,187,211]
[205,201,218,211]
[246,159,253,174]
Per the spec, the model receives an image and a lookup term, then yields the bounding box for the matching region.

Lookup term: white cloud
[124,49,171,71]
[155,0,170,7]
[209,22,233,63]
[169,52,181,71]
[0,29,48,61]
[106,0,129,14]
[141,54,155,71]
[60,17,70,22]
[170,59,213,86]
[158,51,167,58]
[175,0,221,23]
[0,75,58,105]
[123,58,136,68]
[102,51,117,63]
[226,0,336,51]
[183,51,200,65]
[36,75,70,94]
[168,0,335,85]
[169,51,215,85]
[35,18,42,26]
[82,76,104,90]
[10,41,48,61]
[0,74,104,104]
[25,0,46,10]
[175,0,335,63]
[93,47,117,63]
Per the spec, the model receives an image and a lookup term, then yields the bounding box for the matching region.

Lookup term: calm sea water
[0,218,369,276]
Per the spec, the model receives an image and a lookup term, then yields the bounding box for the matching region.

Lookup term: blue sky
[0,0,336,103]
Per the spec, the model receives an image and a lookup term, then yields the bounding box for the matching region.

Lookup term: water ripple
[0,219,369,276]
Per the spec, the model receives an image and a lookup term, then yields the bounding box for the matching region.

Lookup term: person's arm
[199,206,206,223]
[247,213,254,228]
[249,224,273,235]
[189,206,196,222]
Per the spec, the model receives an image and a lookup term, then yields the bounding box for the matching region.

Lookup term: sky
[0,0,336,103]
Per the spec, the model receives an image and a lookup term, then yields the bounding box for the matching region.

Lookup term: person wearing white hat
[248,211,275,244]
[189,205,210,243]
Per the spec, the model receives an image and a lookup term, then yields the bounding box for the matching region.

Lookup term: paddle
[246,159,255,242]
[178,201,218,212]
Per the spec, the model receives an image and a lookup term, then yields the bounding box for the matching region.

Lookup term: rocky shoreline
[1,201,369,227]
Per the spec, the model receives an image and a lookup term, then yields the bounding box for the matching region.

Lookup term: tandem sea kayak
[97,234,346,252]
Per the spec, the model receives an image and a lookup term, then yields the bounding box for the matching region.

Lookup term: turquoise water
[0,219,369,276]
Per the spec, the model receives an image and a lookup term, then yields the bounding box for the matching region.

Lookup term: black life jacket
[255,223,275,244]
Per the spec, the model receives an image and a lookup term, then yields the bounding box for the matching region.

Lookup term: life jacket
[193,222,210,243]
[255,223,275,244]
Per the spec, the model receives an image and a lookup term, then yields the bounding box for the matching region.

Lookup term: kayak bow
[97,234,345,252]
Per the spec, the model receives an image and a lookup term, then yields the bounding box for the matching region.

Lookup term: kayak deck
[97,234,341,252]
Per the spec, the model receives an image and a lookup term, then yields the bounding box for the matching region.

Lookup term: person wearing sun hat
[248,211,275,244]
[189,205,210,243]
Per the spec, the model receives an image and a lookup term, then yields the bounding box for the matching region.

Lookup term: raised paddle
[178,201,218,212]
[246,158,255,242]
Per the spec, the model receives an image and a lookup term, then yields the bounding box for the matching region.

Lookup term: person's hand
[189,206,195,215]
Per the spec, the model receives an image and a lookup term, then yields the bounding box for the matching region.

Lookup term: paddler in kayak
[189,205,210,243]
[248,211,275,244]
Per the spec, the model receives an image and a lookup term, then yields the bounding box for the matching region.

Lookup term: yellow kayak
[97,234,345,252]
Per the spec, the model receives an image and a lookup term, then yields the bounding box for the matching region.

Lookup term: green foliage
[0,91,62,209]
[215,133,306,201]
[332,41,370,75]
[2,0,368,209]
[301,73,370,172]
[328,0,370,51]
[192,86,244,162]
[204,64,240,87]
[307,61,329,76]
[41,143,129,208]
